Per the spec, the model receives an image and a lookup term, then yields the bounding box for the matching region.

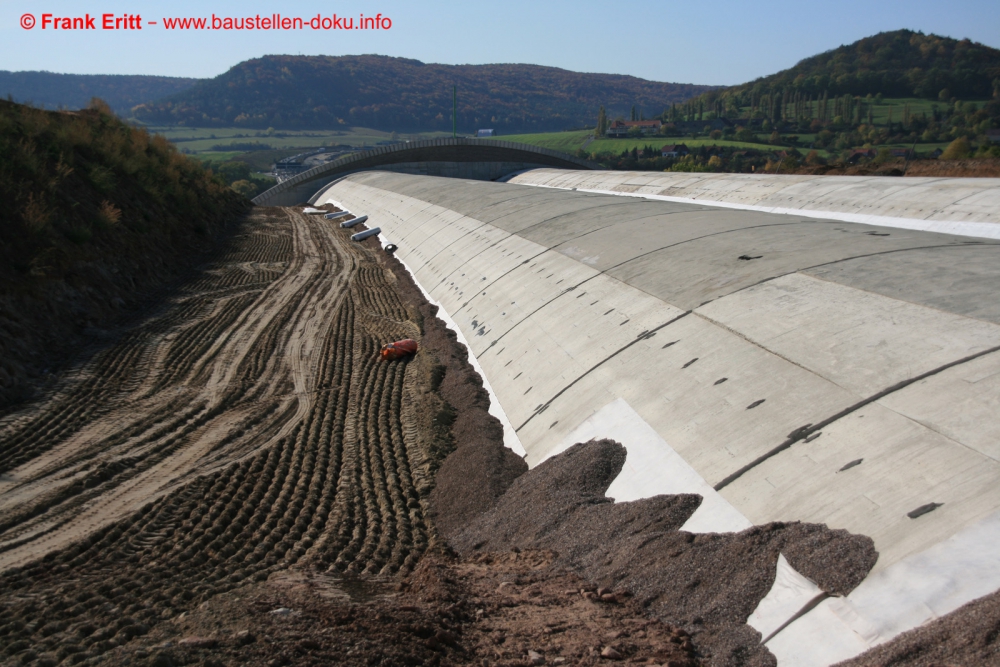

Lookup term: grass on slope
[143,125,454,154]
[485,130,594,153]
[0,99,249,405]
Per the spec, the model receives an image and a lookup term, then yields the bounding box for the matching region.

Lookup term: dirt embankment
[444,440,875,667]
[787,157,1000,177]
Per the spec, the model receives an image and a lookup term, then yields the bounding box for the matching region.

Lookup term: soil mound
[834,586,1000,666]
[451,440,878,666]
[789,157,1000,178]
[368,236,528,538]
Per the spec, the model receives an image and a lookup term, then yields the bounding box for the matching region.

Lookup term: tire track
[0,208,453,665]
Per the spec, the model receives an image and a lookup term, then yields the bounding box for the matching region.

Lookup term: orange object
[380,339,418,360]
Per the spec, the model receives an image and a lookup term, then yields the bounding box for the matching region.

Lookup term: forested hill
[703,30,1000,104]
[0,71,199,116]
[131,55,714,132]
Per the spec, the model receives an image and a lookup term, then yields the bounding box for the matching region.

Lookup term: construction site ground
[1,206,997,667]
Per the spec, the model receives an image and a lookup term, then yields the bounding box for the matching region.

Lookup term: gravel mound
[451,439,878,666]
[369,236,527,539]
[834,586,1000,666]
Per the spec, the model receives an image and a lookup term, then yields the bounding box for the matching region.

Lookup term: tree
[630,105,637,121]
[595,106,608,138]
[230,180,258,198]
[216,161,252,183]
[940,136,971,159]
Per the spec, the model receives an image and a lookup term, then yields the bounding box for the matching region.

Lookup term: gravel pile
[449,440,878,666]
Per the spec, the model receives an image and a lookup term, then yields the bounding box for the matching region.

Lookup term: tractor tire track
[0,207,453,665]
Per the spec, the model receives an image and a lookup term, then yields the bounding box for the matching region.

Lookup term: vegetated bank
[0,98,249,409]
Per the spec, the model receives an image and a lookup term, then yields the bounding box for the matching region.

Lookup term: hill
[0,71,200,116]
[131,55,714,132]
[0,99,248,407]
[699,30,1000,104]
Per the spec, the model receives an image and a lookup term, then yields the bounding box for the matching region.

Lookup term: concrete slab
[605,222,975,311]
[721,399,1000,570]
[804,244,1000,324]
[510,169,1000,239]
[769,508,1000,664]
[546,398,752,533]
[697,273,1000,396]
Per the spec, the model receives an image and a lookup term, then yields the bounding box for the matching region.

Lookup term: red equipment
[380,339,418,360]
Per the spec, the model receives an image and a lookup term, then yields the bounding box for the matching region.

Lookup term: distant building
[987,129,1000,144]
[889,148,914,159]
[606,120,629,138]
[476,129,496,137]
[661,144,690,157]
[607,120,662,137]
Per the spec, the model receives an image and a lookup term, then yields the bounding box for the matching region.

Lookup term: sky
[2,0,1000,85]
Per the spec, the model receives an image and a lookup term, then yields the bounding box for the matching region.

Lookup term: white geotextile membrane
[747,554,825,643]
[766,507,1000,665]
[538,397,752,534]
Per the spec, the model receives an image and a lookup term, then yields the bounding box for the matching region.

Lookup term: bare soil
[788,157,1000,177]
[0,206,451,663]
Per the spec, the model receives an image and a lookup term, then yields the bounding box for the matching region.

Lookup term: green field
[866,98,989,124]
[486,130,593,153]
[143,125,454,154]
[150,98,977,172]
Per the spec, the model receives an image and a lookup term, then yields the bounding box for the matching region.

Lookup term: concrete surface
[314,170,1000,665]
[507,169,1000,239]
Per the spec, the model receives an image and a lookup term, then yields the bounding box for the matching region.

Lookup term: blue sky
[2,0,999,85]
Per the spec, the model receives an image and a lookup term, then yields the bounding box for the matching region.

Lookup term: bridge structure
[283,157,1000,665]
[252,138,598,207]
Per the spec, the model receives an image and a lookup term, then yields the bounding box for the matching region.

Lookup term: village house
[661,144,690,157]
